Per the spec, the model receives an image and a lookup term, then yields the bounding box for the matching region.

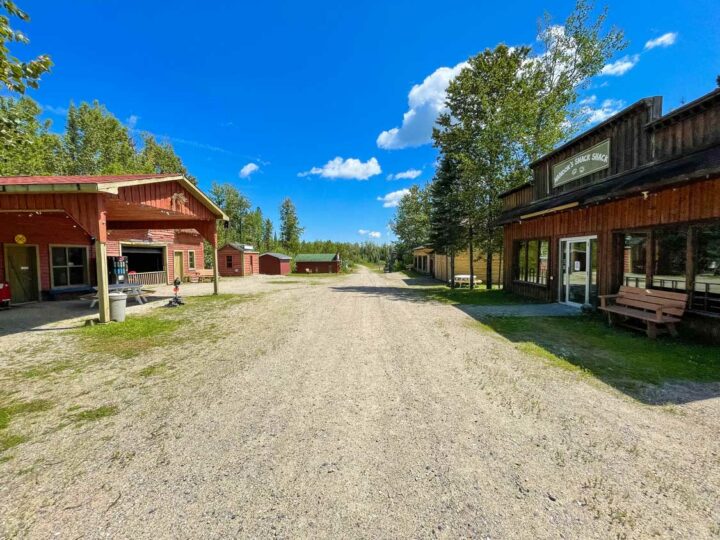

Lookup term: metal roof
[0,173,177,185]
[294,253,338,262]
[224,243,259,253]
[260,252,292,260]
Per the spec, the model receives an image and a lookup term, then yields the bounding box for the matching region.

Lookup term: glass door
[559,236,598,307]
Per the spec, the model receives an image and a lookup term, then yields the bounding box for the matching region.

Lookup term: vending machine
[109,256,128,284]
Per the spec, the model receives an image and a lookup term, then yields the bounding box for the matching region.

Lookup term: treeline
[391,0,625,288]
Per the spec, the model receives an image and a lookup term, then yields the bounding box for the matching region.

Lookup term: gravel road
[1,267,718,539]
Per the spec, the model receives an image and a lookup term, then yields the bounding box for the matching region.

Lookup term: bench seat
[598,286,688,339]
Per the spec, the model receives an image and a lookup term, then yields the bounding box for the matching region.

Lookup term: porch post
[95,240,110,323]
[212,232,219,295]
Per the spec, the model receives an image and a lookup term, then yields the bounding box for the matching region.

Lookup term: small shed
[295,253,341,274]
[259,252,291,275]
[218,243,259,277]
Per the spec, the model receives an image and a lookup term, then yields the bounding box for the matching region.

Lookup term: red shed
[259,252,291,275]
[218,243,259,277]
[295,253,341,273]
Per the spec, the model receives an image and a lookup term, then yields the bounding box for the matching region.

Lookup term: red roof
[0,174,180,185]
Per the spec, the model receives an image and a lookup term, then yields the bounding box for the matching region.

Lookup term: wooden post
[212,246,219,295]
[686,226,695,309]
[95,240,110,323]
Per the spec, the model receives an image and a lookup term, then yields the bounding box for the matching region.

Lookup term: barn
[218,243,259,277]
[295,253,341,273]
[497,88,720,338]
[259,252,291,275]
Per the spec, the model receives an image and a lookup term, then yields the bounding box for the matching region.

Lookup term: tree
[262,218,274,252]
[279,197,303,254]
[433,1,625,288]
[0,96,62,174]
[138,133,197,184]
[390,184,430,264]
[243,207,264,248]
[0,1,51,93]
[209,182,251,247]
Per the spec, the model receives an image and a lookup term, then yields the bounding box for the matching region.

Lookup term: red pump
[0,282,10,309]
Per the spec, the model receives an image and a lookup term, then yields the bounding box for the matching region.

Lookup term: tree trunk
[486,247,493,290]
[450,249,456,289]
[468,224,474,290]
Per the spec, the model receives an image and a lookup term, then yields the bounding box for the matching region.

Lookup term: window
[226,255,233,268]
[694,223,720,314]
[622,232,648,287]
[188,251,196,270]
[653,226,687,291]
[51,246,88,288]
[514,239,549,285]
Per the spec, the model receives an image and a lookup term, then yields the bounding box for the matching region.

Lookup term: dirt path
[1,267,719,539]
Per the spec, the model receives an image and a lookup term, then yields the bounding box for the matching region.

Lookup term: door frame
[558,235,597,307]
[173,250,184,281]
[3,243,42,303]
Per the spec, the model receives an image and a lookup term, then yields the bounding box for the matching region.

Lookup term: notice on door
[574,261,581,271]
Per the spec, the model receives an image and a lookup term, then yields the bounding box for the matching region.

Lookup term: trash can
[108,292,128,322]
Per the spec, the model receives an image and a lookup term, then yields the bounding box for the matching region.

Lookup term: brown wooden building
[498,89,720,331]
[295,253,341,273]
[218,243,260,277]
[259,252,291,275]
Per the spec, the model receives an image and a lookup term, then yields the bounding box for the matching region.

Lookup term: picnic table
[451,274,483,288]
[86,283,149,308]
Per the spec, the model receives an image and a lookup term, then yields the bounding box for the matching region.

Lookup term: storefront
[498,89,720,331]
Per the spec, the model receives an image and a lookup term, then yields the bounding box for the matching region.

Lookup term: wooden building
[259,252,291,275]
[412,246,434,274]
[498,89,720,333]
[412,245,503,284]
[295,253,341,273]
[0,174,227,322]
[218,243,260,277]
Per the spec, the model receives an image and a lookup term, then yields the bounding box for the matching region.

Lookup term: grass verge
[422,286,539,306]
[69,405,118,423]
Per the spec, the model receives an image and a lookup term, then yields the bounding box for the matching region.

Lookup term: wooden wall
[650,95,720,161]
[434,251,503,284]
[503,176,720,300]
[502,184,534,212]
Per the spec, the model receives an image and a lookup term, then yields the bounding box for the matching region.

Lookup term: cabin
[0,174,227,322]
[259,252,291,275]
[412,245,503,284]
[218,243,259,277]
[497,88,720,338]
[295,253,341,273]
[412,246,434,274]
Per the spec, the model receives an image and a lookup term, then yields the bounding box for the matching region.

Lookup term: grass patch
[422,286,538,306]
[137,362,168,377]
[289,272,340,278]
[70,405,118,423]
[483,315,720,390]
[267,280,303,285]
[20,360,76,379]
[0,399,54,430]
[77,316,181,359]
[0,432,28,452]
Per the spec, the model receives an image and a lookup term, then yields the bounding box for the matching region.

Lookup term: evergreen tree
[262,218,274,252]
[390,185,430,264]
[279,198,303,254]
[209,182,251,247]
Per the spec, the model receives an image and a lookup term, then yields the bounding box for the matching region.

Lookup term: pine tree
[279,198,303,254]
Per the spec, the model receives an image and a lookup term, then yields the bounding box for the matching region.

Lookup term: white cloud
[42,104,69,116]
[387,168,422,181]
[600,55,640,76]
[299,156,381,180]
[645,32,677,50]
[377,61,468,150]
[377,188,410,208]
[358,229,381,238]
[582,98,625,124]
[126,114,140,130]
[239,162,260,178]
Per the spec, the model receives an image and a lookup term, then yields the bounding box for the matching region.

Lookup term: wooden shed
[218,243,259,277]
[259,252,291,275]
[295,253,341,273]
[497,88,720,336]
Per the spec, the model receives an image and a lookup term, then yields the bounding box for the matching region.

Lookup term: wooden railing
[127,271,167,286]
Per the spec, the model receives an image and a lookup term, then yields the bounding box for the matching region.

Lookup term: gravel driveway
[1,267,718,539]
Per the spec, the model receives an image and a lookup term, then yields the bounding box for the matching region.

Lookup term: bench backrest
[616,286,688,318]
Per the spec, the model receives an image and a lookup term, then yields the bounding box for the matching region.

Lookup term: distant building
[259,252,292,275]
[218,243,259,277]
[295,253,341,273]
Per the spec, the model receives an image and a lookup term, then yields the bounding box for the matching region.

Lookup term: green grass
[77,316,181,359]
[267,280,304,285]
[289,272,340,278]
[0,399,54,430]
[0,433,28,452]
[69,405,118,423]
[481,315,720,392]
[421,286,539,306]
[137,362,168,377]
[19,360,76,379]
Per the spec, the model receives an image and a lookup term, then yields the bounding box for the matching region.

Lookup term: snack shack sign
[552,139,610,187]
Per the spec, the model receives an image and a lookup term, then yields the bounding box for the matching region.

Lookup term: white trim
[48,244,90,289]
[558,235,597,307]
[119,241,169,283]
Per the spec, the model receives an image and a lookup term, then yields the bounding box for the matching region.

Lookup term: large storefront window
[653,227,687,291]
[514,239,548,285]
[51,246,88,288]
[694,223,720,314]
[622,233,647,288]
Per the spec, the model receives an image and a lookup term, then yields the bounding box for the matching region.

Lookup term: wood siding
[502,185,534,212]
[259,255,291,275]
[503,177,720,300]
[433,251,503,284]
[650,95,720,161]
[296,261,340,274]
[218,246,259,277]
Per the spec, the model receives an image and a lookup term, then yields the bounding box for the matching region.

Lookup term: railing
[127,271,167,286]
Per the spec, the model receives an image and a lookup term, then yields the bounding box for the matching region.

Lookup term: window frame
[49,244,90,289]
[188,250,196,270]
[513,237,550,286]
[226,255,233,269]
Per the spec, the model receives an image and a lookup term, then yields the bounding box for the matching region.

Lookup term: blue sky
[18,0,720,242]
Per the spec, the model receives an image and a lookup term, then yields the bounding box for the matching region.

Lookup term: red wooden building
[218,243,259,277]
[295,253,341,273]
[498,88,720,338]
[259,252,291,275]
[0,174,227,322]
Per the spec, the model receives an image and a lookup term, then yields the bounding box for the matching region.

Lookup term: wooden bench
[598,286,688,339]
[189,269,215,283]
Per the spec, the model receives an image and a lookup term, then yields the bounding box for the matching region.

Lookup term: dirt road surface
[1,267,719,539]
